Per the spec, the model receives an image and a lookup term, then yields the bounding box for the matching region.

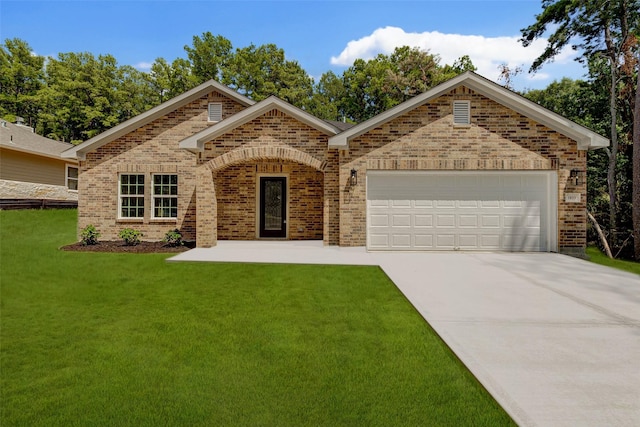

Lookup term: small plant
[80,224,100,246]
[119,228,143,246]
[163,228,183,247]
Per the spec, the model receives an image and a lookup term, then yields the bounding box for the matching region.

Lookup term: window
[453,100,471,125]
[208,103,222,122]
[152,174,178,218]
[66,165,78,190]
[119,174,145,218]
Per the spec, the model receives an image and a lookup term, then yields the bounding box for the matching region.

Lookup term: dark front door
[259,177,286,238]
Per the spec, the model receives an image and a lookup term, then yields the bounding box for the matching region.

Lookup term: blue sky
[1,0,587,91]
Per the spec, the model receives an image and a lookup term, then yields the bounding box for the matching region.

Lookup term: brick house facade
[63,72,608,256]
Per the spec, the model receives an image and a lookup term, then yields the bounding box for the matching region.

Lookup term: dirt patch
[61,240,195,253]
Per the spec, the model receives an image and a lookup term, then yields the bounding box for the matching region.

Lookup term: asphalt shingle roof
[0,120,75,160]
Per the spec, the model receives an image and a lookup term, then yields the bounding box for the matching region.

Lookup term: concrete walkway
[169,242,640,427]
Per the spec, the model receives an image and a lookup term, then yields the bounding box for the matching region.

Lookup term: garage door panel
[414,234,434,247]
[369,234,389,248]
[367,172,555,252]
[392,214,411,227]
[414,214,433,227]
[392,234,411,248]
[369,214,389,227]
[436,215,456,227]
[458,215,479,227]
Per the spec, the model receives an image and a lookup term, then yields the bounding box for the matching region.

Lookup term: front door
[259,177,287,238]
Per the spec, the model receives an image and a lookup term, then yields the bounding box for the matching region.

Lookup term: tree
[308,71,346,121]
[146,57,196,104]
[0,38,45,126]
[184,32,233,84]
[224,43,314,107]
[521,0,639,257]
[39,52,122,143]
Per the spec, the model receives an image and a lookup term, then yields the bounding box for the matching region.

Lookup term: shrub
[80,224,100,246]
[163,229,183,247]
[119,228,143,246]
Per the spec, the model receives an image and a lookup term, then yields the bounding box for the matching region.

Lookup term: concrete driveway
[169,243,640,426]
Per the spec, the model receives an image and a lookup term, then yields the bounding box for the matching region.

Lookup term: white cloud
[134,61,153,71]
[330,26,576,84]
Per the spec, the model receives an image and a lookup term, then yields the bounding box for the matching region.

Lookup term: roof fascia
[328,71,609,151]
[61,80,255,160]
[180,96,340,152]
[1,144,78,163]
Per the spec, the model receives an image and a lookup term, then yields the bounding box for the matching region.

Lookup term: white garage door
[367,172,557,252]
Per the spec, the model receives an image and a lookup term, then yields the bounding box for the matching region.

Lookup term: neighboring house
[62,72,608,256]
[1,119,79,203]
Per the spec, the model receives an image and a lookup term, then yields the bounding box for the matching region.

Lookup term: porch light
[570,169,582,185]
[350,169,358,186]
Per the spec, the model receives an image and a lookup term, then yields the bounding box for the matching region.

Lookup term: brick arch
[205,145,327,172]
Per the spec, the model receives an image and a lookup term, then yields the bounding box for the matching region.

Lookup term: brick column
[196,165,216,247]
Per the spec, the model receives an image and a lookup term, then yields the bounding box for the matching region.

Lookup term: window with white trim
[66,165,78,190]
[119,174,145,218]
[208,103,222,122]
[152,174,178,218]
[453,100,471,125]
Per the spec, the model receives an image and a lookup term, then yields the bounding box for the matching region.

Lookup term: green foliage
[0,38,45,126]
[163,228,183,247]
[118,228,142,246]
[80,224,100,246]
[184,32,232,84]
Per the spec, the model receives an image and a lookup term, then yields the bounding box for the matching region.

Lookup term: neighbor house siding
[79,91,246,242]
[338,86,586,252]
[0,148,70,186]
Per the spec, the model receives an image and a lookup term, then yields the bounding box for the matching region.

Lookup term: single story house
[62,72,608,256]
[1,119,78,203]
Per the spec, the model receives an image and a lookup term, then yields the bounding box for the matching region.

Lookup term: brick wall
[79,91,245,242]
[199,109,337,245]
[339,86,587,252]
[213,160,323,240]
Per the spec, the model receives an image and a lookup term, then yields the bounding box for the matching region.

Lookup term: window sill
[150,218,178,223]
[453,123,471,128]
[117,218,144,223]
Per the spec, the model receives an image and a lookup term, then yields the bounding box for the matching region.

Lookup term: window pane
[68,167,78,179]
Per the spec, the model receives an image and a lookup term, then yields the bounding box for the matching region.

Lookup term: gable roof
[180,95,341,153]
[61,80,255,160]
[1,120,77,163]
[328,71,609,151]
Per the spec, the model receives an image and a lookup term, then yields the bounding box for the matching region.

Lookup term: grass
[586,246,640,275]
[0,209,514,426]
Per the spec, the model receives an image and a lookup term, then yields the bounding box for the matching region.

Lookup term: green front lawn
[0,209,513,426]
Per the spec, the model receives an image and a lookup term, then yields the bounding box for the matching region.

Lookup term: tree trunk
[588,211,613,258]
[605,26,619,250]
[633,59,640,260]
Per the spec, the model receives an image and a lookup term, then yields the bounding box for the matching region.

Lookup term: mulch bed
[61,240,196,253]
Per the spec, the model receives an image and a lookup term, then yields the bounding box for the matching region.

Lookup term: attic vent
[453,100,470,125]
[208,103,222,122]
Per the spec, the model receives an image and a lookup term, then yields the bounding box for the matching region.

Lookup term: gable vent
[208,103,222,122]
[453,100,470,125]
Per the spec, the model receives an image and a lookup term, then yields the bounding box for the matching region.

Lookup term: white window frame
[453,100,471,125]
[118,173,145,219]
[66,165,79,191]
[208,102,222,122]
[152,174,178,219]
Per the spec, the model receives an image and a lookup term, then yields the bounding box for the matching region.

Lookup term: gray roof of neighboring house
[0,120,77,162]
